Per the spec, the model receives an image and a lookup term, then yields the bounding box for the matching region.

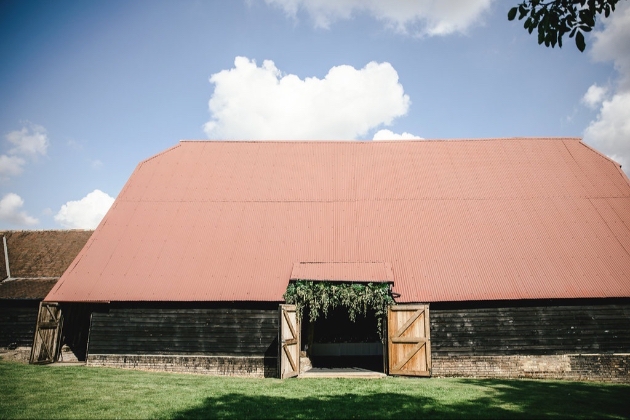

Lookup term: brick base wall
[432,354,630,383]
[87,354,277,378]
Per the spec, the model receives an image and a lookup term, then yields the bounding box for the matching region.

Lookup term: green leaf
[576,31,586,52]
[508,7,518,21]
[283,280,395,340]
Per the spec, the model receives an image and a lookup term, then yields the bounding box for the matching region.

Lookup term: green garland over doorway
[283,281,395,339]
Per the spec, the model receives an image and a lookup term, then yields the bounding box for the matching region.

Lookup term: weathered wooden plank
[89,326,278,334]
[430,302,630,356]
[88,306,279,357]
[88,325,279,333]
[0,303,39,347]
[391,337,428,344]
[279,304,299,379]
[388,304,430,377]
[88,337,278,345]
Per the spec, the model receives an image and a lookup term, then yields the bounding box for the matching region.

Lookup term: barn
[37,139,630,381]
[0,230,92,359]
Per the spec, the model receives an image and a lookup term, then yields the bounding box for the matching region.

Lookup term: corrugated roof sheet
[46,139,630,303]
[291,262,393,282]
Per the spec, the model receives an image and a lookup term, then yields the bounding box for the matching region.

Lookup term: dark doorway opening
[301,307,384,372]
[58,303,95,362]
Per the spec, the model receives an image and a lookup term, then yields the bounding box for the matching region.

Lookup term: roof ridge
[579,140,624,168]
[577,140,630,186]
[110,143,185,228]
[140,143,182,164]
[179,137,582,144]
[0,229,93,233]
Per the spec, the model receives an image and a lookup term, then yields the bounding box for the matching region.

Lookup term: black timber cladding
[0,300,39,347]
[430,299,630,356]
[88,303,278,357]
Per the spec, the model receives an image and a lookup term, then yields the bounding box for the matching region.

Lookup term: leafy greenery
[283,281,395,338]
[1,360,629,419]
[508,0,622,51]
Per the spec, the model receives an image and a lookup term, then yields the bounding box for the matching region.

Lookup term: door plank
[391,342,424,371]
[30,302,63,364]
[282,308,297,340]
[388,304,431,377]
[282,344,297,371]
[391,337,428,344]
[393,309,423,338]
[278,304,300,379]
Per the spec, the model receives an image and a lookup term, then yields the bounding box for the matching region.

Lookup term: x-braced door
[30,302,63,364]
[388,304,431,376]
[278,304,300,379]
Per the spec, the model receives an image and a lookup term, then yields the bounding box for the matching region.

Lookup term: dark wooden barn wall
[88,305,278,358]
[430,301,630,356]
[0,300,39,347]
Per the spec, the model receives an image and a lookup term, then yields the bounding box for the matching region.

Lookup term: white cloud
[372,129,423,140]
[0,155,26,178]
[204,57,410,140]
[584,91,630,168]
[591,2,630,91]
[90,159,103,169]
[1,123,49,180]
[54,189,115,229]
[583,3,630,171]
[581,84,608,109]
[6,124,49,157]
[66,139,83,150]
[608,154,629,170]
[263,0,493,35]
[0,193,38,226]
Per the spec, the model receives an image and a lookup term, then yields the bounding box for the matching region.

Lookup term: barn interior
[301,307,385,373]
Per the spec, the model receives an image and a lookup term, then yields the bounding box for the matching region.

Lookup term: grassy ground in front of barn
[1,360,629,419]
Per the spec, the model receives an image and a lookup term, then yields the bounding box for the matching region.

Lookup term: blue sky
[1,0,629,229]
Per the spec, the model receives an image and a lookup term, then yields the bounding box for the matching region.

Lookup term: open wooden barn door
[30,302,63,364]
[387,304,431,376]
[278,304,300,378]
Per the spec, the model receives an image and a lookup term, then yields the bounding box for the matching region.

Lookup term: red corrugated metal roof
[46,138,630,303]
[291,262,393,282]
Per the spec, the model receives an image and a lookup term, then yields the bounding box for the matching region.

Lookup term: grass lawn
[0,360,629,419]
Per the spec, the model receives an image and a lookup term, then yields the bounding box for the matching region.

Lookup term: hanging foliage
[283,281,395,339]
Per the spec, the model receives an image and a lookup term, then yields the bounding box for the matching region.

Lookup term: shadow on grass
[459,379,630,419]
[172,392,460,419]
[171,379,630,419]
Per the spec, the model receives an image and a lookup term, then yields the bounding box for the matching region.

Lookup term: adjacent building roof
[46,139,630,303]
[0,279,59,300]
[0,230,93,299]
